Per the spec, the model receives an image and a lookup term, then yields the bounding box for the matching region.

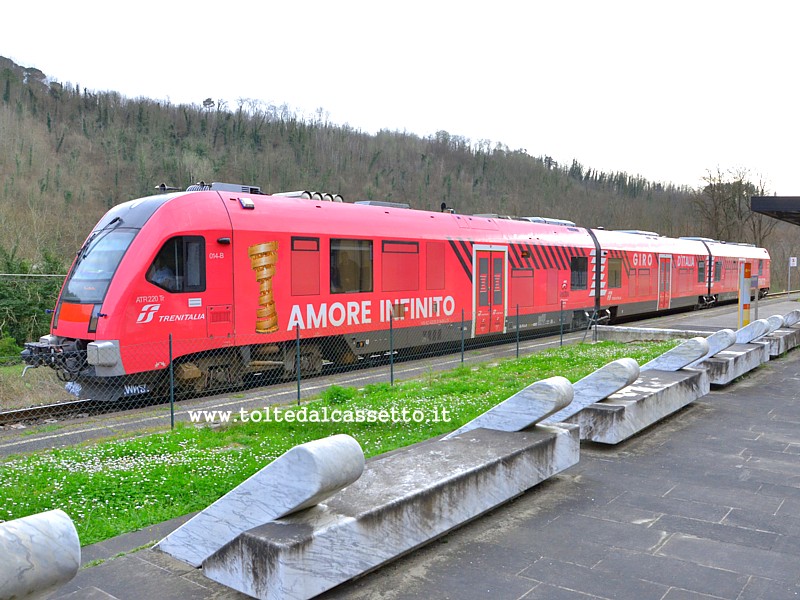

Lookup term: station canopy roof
[751,196,800,227]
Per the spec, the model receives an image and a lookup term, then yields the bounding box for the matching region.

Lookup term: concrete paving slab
[51,551,246,600]
[519,555,671,600]
[56,587,121,600]
[593,548,747,599]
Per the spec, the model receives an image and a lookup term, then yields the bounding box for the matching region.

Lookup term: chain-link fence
[2,303,602,429]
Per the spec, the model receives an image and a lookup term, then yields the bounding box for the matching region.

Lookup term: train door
[657,255,672,310]
[474,246,507,335]
[205,231,235,341]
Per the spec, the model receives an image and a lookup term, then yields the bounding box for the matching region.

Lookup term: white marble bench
[202,426,579,600]
[157,433,364,567]
[0,509,80,600]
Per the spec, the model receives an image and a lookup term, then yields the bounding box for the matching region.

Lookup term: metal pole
[753,282,759,320]
[169,333,174,430]
[389,313,394,386]
[516,304,520,359]
[560,301,564,347]
[789,258,792,300]
[460,308,465,364]
[296,325,301,405]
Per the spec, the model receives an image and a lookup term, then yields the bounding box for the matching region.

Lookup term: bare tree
[693,167,777,245]
[746,176,779,247]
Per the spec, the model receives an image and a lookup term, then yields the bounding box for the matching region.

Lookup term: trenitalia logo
[137,303,161,324]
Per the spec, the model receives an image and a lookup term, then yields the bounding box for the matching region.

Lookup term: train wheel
[282,343,324,378]
[174,354,246,394]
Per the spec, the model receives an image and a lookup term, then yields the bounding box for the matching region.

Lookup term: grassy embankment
[0,362,73,410]
[0,340,676,546]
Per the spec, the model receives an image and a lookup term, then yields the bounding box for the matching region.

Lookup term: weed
[321,385,357,405]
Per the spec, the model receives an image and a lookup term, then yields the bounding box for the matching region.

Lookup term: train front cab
[113,192,240,394]
[23,189,238,400]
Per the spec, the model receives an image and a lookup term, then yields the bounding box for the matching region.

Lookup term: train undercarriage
[21,289,770,402]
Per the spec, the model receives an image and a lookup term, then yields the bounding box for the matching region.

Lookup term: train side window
[147,236,205,293]
[570,256,588,290]
[426,241,446,290]
[608,258,622,288]
[331,239,373,293]
[697,260,706,283]
[714,261,722,282]
[382,241,419,292]
[758,260,763,276]
[291,237,320,296]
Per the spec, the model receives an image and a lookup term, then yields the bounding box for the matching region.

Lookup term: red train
[23,182,771,400]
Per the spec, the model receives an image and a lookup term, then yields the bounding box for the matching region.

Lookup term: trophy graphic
[249,241,279,333]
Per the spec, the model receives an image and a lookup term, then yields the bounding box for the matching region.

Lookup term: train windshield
[61,229,137,303]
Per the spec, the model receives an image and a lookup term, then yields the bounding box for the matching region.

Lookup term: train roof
[96,182,769,260]
[591,228,705,254]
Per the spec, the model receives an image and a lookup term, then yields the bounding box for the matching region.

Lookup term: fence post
[169,333,174,430]
[295,325,301,405]
[389,312,394,386]
[516,304,520,359]
[460,308,465,364]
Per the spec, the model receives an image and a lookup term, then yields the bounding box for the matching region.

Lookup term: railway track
[0,398,100,427]
[0,332,557,428]
[0,393,184,427]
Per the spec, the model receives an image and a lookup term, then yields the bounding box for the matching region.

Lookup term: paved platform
[45,299,800,599]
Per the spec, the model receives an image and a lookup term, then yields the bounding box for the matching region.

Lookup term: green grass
[0,362,74,410]
[21,424,61,436]
[0,341,675,546]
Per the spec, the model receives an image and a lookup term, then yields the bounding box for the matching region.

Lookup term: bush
[0,335,22,357]
[321,385,358,405]
[0,247,65,345]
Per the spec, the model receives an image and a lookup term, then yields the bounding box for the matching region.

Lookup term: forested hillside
[1,55,797,345]
[0,56,703,261]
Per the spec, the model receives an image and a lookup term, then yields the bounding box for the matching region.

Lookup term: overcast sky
[3,1,798,193]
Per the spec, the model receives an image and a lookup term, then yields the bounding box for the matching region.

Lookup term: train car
[589,230,713,318]
[22,182,771,400]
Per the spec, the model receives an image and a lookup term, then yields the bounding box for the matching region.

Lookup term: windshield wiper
[78,216,122,260]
